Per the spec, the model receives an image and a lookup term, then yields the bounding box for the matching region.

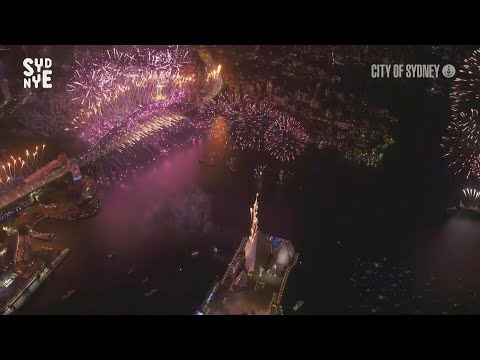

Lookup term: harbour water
[19,138,304,314]
[17,83,480,314]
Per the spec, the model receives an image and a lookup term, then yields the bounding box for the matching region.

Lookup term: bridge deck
[0,167,68,212]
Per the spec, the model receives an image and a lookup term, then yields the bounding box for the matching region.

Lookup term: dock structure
[197,194,298,315]
[0,163,69,213]
[2,248,71,315]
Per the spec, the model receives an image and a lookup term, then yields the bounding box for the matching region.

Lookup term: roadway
[0,166,68,212]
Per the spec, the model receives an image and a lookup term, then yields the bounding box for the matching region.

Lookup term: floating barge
[197,194,298,315]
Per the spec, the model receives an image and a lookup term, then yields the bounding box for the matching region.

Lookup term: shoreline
[2,248,71,315]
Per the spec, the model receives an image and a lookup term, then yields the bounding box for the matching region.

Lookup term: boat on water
[32,232,56,241]
[213,247,218,254]
[293,301,304,312]
[144,289,158,297]
[192,251,199,257]
[107,251,118,259]
[62,290,75,301]
[141,276,150,284]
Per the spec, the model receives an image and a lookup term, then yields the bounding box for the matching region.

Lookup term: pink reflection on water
[95,143,204,248]
[420,216,480,288]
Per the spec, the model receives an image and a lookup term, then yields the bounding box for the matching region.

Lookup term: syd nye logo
[23,57,53,89]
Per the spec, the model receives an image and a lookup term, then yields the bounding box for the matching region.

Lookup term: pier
[0,166,68,212]
[2,248,71,315]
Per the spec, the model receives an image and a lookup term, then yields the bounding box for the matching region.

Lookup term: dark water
[15,47,480,314]
[19,85,480,314]
[18,137,303,314]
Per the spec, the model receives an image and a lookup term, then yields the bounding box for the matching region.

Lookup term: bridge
[0,165,69,212]
[0,50,223,215]
[0,50,223,217]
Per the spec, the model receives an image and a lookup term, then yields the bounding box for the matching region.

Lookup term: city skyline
[0,45,478,315]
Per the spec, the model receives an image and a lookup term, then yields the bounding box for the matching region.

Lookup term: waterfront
[19,139,305,314]
[4,45,480,314]
[18,131,349,314]
[16,119,473,315]
[16,82,471,314]
[3,248,71,315]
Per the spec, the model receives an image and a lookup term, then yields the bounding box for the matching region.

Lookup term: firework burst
[462,187,480,209]
[242,100,277,151]
[463,187,480,200]
[471,155,480,180]
[67,46,194,144]
[62,46,202,183]
[0,145,48,194]
[451,48,480,119]
[195,93,277,151]
[265,116,309,162]
[80,102,196,183]
[442,109,480,177]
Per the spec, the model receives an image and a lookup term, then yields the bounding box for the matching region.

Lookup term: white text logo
[23,58,53,89]
[370,64,455,79]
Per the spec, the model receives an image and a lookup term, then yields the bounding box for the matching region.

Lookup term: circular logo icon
[442,64,456,78]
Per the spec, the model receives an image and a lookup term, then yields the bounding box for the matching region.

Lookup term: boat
[107,251,117,259]
[213,246,218,254]
[293,301,304,312]
[62,290,75,301]
[32,232,56,241]
[191,251,199,257]
[141,276,150,284]
[144,289,158,297]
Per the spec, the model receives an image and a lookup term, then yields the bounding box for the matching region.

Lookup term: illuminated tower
[249,193,259,246]
[68,158,83,182]
[6,226,32,265]
[245,193,260,272]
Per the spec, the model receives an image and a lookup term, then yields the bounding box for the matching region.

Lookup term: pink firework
[471,155,480,180]
[442,109,480,177]
[451,48,480,120]
[195,93,278,151]
[265,115,310,162]
[66,46,194,144]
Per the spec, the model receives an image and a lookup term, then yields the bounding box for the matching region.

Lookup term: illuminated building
[81,177,96,199]
[68,158,83,182]
[5,230,32,265]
